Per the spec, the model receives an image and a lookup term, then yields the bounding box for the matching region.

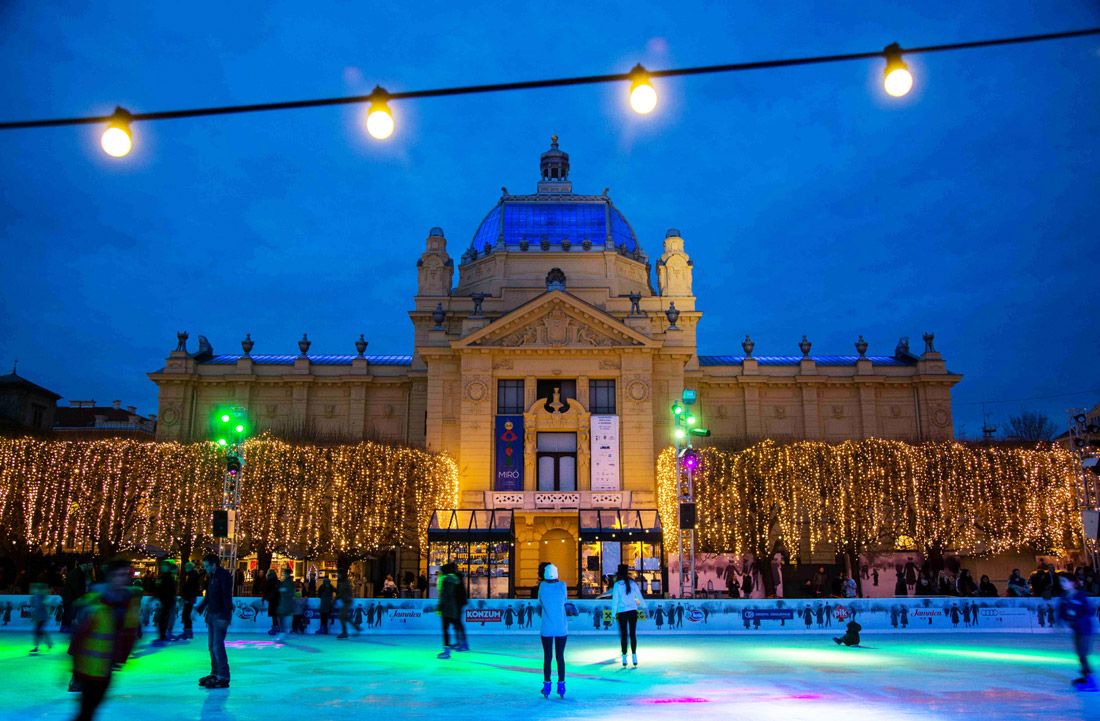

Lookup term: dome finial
[551,134,558,146]
[539,136,571,190]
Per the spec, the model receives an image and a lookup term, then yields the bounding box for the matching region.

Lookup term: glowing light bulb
[365,87,394,140]
[882,43,913,98]
[628,64,657,114]
[100,108,134,158]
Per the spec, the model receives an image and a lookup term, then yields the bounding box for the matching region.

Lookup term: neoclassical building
[150,139,960,593]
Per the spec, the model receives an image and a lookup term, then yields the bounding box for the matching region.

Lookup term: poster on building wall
[590,415,620,491]
[494,415,524,491]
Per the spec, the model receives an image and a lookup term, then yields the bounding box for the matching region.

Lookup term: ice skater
[611,564,647,667]
[1057,572,1096,691]
[833,618,862,647]
[195,554,233,689]
[179,562,200,639]
[29,582,53,653]
[436,562,467,657]
[538,562,568,698]
[69,558,141,720]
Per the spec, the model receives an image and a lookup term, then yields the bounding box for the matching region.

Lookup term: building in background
[54,399,157,439]
[150,139,961,593]
[0,369,60,434]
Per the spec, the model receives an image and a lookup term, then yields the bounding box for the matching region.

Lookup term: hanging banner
[494,415,524,491]
[590,415,620,491]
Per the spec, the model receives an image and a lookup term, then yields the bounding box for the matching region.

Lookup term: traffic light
[211,405,250,446]
[671,390,709,442]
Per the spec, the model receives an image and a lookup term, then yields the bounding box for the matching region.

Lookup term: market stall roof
[428,509,515,542]
[578,509,662,543]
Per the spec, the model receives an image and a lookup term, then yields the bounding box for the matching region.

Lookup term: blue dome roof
[470,199,639,254]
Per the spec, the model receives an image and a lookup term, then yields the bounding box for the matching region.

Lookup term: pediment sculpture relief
[483,308,633,348]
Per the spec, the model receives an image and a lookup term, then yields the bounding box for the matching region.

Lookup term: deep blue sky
[1,3,1098,438]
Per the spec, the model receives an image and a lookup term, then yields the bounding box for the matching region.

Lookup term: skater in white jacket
[611,564,648,667]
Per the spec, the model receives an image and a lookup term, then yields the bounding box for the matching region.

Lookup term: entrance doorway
[537,432,577,491]
[539,528,577,589]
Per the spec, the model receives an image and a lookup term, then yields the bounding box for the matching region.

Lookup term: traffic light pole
[672,392,705,599]
[219,443,242,594]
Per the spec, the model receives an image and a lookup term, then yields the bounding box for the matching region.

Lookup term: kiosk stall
[577,509,664,598]
[427,509,515,598]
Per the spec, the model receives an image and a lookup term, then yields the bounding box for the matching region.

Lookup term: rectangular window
[589,379,616,415]
[497,379,525,414]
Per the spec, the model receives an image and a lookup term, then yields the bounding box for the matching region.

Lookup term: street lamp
[365,87,395,140]
[883,43,913,97]
[100,107,133,158]
[629,64,658,114]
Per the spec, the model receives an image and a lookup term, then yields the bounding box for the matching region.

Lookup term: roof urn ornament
[665,302,680,330]
[175,331,189,352]
[355,334,368,357]
[922,332,936,354]
[895,337,910,357]
[298,333,311,357]
[799,335,812,358]
[241,333,254,356]
[741,335,755,357]
[432,303,446,330]
[855,335,869,358]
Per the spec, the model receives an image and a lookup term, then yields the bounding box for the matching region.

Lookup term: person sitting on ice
[1057,572,1096,691]
[833,619,862,647]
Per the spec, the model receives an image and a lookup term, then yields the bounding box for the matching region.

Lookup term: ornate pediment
[454,292,657,350]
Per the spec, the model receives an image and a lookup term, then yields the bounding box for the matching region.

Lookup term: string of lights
[0,436,458,560]
[657,439,1081,559]
[1,27,1096,157]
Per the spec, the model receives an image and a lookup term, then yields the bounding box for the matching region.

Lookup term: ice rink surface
[2,631,1099,721]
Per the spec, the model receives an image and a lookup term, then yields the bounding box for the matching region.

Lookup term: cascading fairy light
[0,436,457,560]
[657,438,1081,558]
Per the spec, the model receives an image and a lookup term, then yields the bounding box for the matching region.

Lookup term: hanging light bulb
[628,64,658,115]
[100,107,133,158]
[883,43,913,98]
[365,86,395,140]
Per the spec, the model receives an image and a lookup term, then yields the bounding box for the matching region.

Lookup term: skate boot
[437,648,451,659]
[198,675,216,687]
[541,681,551,698]
[29,647,38,654]
[621,654,627,667]
[1074,675,1098,692]
[557,681,566,698]
[632,653,638,667]
[455,642,469,651]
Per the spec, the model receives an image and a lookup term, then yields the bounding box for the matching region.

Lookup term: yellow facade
[150,140,961,590]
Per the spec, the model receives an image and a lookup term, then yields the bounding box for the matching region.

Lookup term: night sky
[1,3,1098,438]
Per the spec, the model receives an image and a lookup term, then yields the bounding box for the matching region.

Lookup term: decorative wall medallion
[831,405,844,419]
[932,407,949,427]
[161,405,180,426]
[774,406,786,419]
[465,379,488,402]
[627,379,650,402]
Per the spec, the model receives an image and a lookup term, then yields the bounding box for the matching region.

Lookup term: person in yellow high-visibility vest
[69,558,141,721]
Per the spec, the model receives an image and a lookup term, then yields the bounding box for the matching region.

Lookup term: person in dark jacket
[263,569,279,634]
[61,561,91,633]
[316,576,336,634]
[179,562,201,639]
[833,619,862,647]
[195,554,233,689]
[1058,572,1096,690]
[436,563,466,658]
[978,575,998,597]
[276,568,295,641]
[153,560,178,645]
[69,558,141,721]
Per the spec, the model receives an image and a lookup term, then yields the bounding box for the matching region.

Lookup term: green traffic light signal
[220,414,230,423]
[686,414,697,426]
[671,402,684,416]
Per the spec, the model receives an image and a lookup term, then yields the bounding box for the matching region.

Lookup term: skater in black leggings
[611,564,647,667]
[537,562,569,698]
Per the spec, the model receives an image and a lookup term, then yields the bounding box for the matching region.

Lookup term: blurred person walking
[336,571,360,639]
[179,561,200,639]
[1058,572,1096,691]
[68,558,141,720]
[29,582,53,653]
[316,576,335,634]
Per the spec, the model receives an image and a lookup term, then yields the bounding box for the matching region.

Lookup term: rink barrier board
[0,595,1078,635]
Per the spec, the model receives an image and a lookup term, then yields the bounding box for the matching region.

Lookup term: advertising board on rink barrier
[0,595,1073,635]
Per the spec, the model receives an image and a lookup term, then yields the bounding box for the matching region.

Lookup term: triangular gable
[453,291,659,349]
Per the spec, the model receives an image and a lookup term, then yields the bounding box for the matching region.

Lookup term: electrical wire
[0,26,1097,130]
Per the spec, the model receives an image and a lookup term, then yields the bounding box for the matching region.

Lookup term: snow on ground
[1,631,1098,721]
